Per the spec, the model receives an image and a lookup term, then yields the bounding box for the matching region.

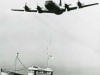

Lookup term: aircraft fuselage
[45,1,65,15]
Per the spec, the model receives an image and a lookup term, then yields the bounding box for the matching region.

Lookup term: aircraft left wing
[77,2,99,8]
[80,3,99,8]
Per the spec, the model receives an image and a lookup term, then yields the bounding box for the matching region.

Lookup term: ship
[0,53,25,75]
[1,69,23,75]
[1,52,54,75]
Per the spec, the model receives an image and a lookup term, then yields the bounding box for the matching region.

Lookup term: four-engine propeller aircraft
[11,0,99,15]
[11,0,77,15]
[77,1,99,8]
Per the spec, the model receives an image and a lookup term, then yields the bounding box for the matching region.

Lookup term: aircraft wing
[36,8,53,13]
[42,10,53,13]
[27,10,37,12]
[11,9,24,11]
[11,9,52,13]
[79,3,99,8]
[11,9,37,12]
[67,7,77,11]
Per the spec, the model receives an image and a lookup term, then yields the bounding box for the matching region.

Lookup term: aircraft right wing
[11,9,37,12]
[11,9,24,11]
[42,10,54,13]
[36,6,54,13]
[11,8,52,13]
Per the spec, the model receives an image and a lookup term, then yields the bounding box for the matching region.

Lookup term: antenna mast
[14,53,26,72]
[14,53,19,72]
[46,47,49,68]
[46,39,52,68]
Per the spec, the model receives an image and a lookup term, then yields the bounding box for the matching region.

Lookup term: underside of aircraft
[11,0,99,15]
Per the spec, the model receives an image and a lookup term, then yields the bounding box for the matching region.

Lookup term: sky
[0,0,100,75]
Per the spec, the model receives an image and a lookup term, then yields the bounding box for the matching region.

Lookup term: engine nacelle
[37,6,43,13]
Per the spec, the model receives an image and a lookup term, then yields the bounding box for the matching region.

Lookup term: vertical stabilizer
[59,0,62,6]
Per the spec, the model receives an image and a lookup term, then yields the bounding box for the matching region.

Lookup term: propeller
[36,4,42,13]
[23,3,31,9]
[25,3,27,6]
[23,3,27,8]
[36,4,39,10]
[64,2,71,7]
[77,0,84,5]
[64,3,72,8]
[36,4,43,9]
[23,3,31,12]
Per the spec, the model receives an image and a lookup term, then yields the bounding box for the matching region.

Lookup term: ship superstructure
[28,66,53,75]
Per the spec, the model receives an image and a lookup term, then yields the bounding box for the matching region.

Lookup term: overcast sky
[0,0,100,75]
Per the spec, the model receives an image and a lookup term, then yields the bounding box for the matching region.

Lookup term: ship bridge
[28,66,53,75]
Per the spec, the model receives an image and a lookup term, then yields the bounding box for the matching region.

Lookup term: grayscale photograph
[0,0,100,75]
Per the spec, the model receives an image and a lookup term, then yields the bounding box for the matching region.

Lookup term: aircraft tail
[59,0,62,6]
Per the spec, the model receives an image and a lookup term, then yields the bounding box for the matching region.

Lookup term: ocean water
[18,69,100,75]
[1,67,100,75]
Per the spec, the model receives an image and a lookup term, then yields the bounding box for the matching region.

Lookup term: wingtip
[11,9,15,11]
[96,3,99,5]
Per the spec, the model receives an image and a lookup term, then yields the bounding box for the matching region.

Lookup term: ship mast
[14,53,19,72]
[46,39,53,68]
[46,47,49,68]
[14,53,26,72]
